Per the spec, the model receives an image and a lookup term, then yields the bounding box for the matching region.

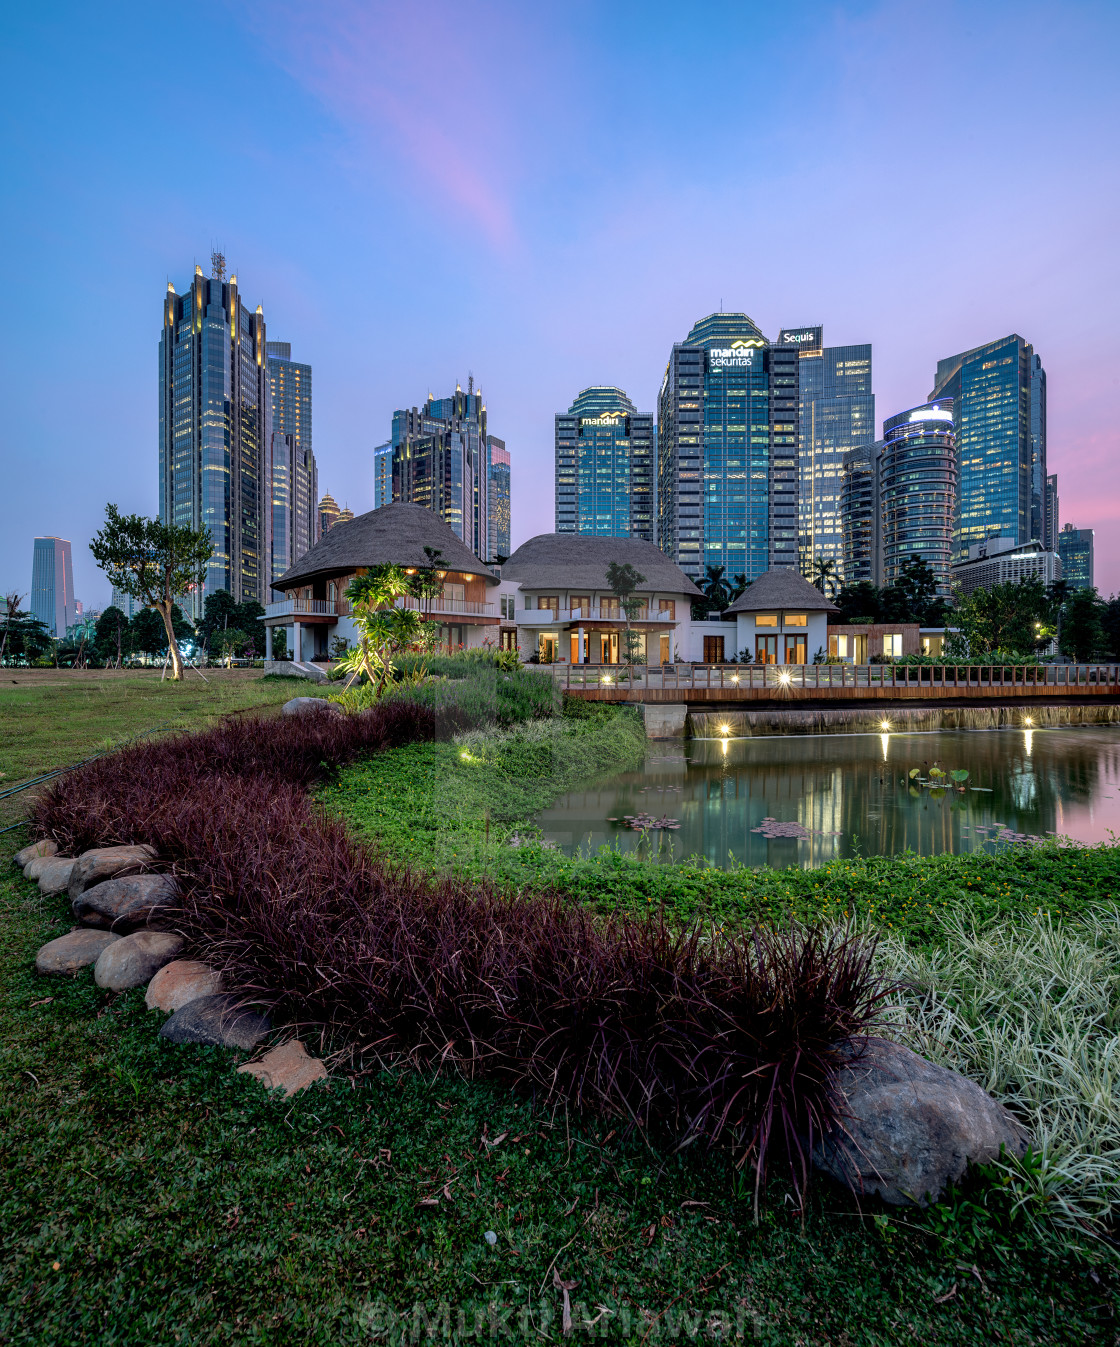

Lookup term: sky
[2,0,1119,608]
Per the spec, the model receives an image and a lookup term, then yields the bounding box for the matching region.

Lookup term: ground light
[778,669,792,686]
[880,719,891,731]
[1024,715,1034,726]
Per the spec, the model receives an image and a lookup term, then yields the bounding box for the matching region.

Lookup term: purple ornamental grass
[33,700,887,1203]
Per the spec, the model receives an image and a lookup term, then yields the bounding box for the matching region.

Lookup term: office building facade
[391,382,493,561]
[777,327,874,581]
[951,537,1062,594]
[840,439,884,586]
[31,537,75,638]
[266,432,318,585]
[1057,524,1094,590]
[880,402,958,594]
[373,441,393,509]
[1045,474,1059,551]
[266,341,312,454]
[657,312,799,584]
[930,335,1045,558]
[555,387,654,542]
[159,258,271,616]
[487,436,511,562]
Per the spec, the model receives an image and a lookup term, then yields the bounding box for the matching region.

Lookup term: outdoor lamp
[880,719,891,731]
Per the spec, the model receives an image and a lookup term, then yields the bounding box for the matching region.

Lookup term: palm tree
[812,557,839,597]
[0,592,23,666]
[702,564,732,611]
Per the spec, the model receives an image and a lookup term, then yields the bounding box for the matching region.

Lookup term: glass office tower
[391,381,493,561]
[657,312,798,583]
[1057,524,1094,590]
[30,537,75,638]
[930,335,1045,558]
[840,439,884,586]
[265,341,317,584]
[778,328,874,581]
[373,441,392,508]
[1045,474,1059,551]
[554,387,654,541]
[159,258,271,615]
[267,341,312,455]
[487,436,511,562]
[881,402,958,594]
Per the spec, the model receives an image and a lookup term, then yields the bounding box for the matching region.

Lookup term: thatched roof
[725,568,839,614]
[273,503,497,591]
[501,534,703,597]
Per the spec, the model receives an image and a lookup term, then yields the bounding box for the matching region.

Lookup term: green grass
[322,717,1120,948]
[0,671,317,830]
[1,857,1114,1345]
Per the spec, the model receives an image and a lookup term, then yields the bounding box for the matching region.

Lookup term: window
[657,599,676,619]
[600,597,620,619]
[327,582,336,603]
[660,633,671,665]
[538,633,558,663]
[755,614,778,627]
[442,581,466,603]
[570,594,590,617]
[538,596,559,617]
[883,633,903,657]
[828,634,849,658]
[784,613,807,627]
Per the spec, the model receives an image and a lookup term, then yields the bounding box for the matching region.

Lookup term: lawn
[1,678,1118,1342]
[0,671,316,830]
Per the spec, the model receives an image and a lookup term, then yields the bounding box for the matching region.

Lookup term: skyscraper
[392,382,494,561]
[265,341,317,584]
[373,441,393,508]
[554,387,654,541]
[1057,524,1094,590]
[777,328,874,581]
[318,492,341,536]
[657,312,799,583]
[31,537,75,638]
[266,432,319,584]
[1045,473,1060,551]
[840,439,884,586]
[880,401,957,594]
[159,255,271,615]
[930,335,1045,558]
[487,436,511,562]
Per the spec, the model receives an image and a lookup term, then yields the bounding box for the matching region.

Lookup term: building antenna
[211,247,227,281]
[468,371,474,396]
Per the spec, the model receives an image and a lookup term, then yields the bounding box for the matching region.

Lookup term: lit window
[755,614,778,627]
[784,613,807,628]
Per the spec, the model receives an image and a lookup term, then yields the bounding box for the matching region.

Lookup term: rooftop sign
[708,339,765,370]
[580,415,626,426]
[910,406,953,423]
[778,326,823,348]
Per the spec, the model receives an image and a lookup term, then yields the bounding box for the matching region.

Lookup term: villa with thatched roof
[723,568,838,664]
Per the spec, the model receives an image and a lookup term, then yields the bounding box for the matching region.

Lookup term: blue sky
[2,0,1118,606]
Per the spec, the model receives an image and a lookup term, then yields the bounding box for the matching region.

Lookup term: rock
[15,839,58,868]
[93,932,185,991]
[25,853,71,881]
[146,960,224,1012]
[281,696,340,717]
[159,994,271,1050]
[814,1037,1029,1207]
[37,858,79,895]
[35,929,121,975]
[73,874,179,931]
[68,844,159,901]
[237,1039,327,1096]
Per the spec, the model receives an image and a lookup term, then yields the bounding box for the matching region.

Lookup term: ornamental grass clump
[32,701,887,1204]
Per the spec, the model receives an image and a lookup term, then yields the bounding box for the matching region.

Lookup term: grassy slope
[0,673,314,830]
[0,861,1112,1345]
[322,728,1120,946]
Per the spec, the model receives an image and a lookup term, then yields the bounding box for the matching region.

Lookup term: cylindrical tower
[880,400,957,593]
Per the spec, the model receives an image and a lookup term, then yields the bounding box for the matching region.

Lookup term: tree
[196,590,240,655]
[94,606,129,667]
[947,576,1051,658]
[833,581,882,624]
[0,603,53,665]
[1102,594,1120,663]
[89,505,212,681]
[131,607,168,657]
[0,592,23,666]
[701,564,732,612]
[335,565,438,697]
[812,557,839,597]
[606,561,647,672]
[880,556,947,626]
[1060,587,1106,663]
[409,546,447,618]
[215,626,248,667]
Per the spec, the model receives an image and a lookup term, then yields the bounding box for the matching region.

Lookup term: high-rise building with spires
[391,380,496,561]
[158,254,271,615]
[31,537,75,638]
[318,492,341,536]
[554,387,654,542]
[657,311,799,583]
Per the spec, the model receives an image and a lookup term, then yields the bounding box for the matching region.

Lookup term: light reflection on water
[537,726,1120,870]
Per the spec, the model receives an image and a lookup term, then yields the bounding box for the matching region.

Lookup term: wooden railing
[552,663,1120,694]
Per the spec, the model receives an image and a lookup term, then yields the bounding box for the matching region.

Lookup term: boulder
[93,932,185,991]
[146,960,223,1012]
[814,1036,1030,1207]
[68,845,159,901]
[35,929,121,975]
[73,874,179,931]
[237,1039,328,1097]
[159,994,271,1050]
[281,696,340,717]
[15,839,58,868]
[25,853,71,881]
[37,858,79,895]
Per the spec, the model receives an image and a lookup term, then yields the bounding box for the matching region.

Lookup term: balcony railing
[551,662,1120,692]
[265,598,350,619]
[523,607,676,624]
[397,596,495,617]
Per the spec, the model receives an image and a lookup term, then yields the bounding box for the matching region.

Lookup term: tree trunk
[156,601,184,681]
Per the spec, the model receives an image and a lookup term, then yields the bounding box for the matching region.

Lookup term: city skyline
[2,2,1117,603]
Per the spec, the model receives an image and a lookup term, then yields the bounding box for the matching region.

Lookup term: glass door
[756,635,778,664]
[785,635,807,664]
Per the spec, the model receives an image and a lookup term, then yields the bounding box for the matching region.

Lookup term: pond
[537,726,1120,869]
